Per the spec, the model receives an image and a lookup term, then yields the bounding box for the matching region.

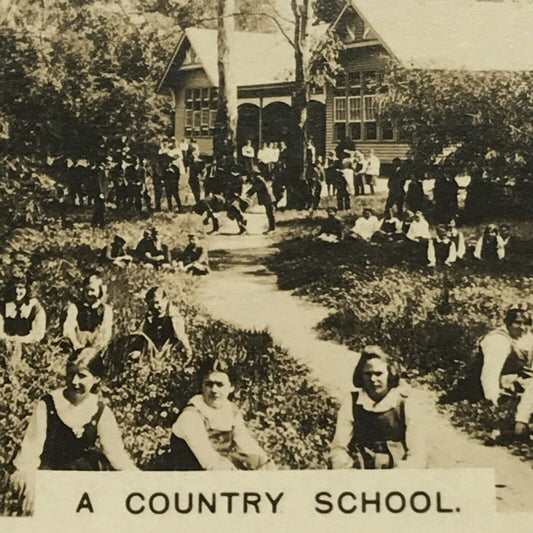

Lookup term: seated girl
[473,224,506,261]
[0,273,46,366]
[12,348,137,512]
[427,225,457,267]
[373,209,402,242]
[447,219,466,259]
[169,358,274,470]
[329,346,425,469]
[476,305,533,405]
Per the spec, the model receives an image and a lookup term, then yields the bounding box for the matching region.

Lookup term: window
[363,95,377,122]
[184,48,199,65]
[331,69,394,142]
[193,110,201,131]
[348,72,361,89]
[183,87,218,137]
[185,89,193,110]
[382,121,394,141]
[365,122,377,140]
[348,96,362,122]
[335,72,346,88]
[209,109,217,135]
[201,108,210,126]
[348,96,362,141]
[334,97,347,122]
[349,122,361,141]
[334,123,346,142]
[363,71,377,94]
[185,110,193,128]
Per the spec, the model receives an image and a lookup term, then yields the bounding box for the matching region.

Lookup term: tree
[380,65,533,217]
[286,0,341,207]
[213,0,238,164]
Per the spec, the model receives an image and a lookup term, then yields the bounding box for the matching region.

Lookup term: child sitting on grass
[329,346,425,469]
[316,207,344,243]
[169,358,275,470]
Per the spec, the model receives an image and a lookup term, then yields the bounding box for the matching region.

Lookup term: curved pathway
[197,210,533,512]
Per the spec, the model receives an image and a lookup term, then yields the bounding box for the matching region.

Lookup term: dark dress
[348,391,407,469]
[168,400,267,471]
[1,300,34,336]
[75,302,105,333]
[39,394,110,470]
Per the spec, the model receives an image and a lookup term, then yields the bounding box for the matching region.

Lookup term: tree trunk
[288,0,312,209]
[214,0,238,166]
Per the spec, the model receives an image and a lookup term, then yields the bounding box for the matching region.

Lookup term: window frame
[331,69,395,143]
[183,86,218,138]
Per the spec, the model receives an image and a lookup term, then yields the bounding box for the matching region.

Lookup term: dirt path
[197,210,533,512]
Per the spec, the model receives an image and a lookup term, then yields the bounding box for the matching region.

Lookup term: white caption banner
[31,469,496,533]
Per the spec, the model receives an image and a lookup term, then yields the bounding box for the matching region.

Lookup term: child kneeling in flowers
[329,346,426,469]
[169,358,275,470]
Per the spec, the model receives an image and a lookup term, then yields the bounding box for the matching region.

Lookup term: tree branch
[185,9,296,48]
[263,0,295,25]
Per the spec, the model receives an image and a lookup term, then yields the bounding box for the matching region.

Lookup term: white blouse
[14,389,137,472]
[172,395,268,471]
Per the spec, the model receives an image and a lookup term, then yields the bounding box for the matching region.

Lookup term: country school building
[157,0,533,169]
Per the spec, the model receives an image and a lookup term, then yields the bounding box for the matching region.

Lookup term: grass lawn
[268,194,533,460]
[0,213,336,516]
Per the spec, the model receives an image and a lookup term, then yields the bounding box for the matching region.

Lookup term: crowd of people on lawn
[3,259,532,510]
[317,206,512,267]
[3,136,532,514]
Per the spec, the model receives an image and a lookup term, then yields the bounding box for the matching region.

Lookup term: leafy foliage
[381,66,533,180]
[267,212,533,459]
[0,214,336,516]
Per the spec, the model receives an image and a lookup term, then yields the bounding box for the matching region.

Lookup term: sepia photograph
[1,0,533,529]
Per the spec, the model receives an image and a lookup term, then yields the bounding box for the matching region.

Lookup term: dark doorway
[261,102,297,149]
[237,104,260,152]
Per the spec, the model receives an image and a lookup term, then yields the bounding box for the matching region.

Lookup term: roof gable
[350,0,533,71]
[160,28,295,91]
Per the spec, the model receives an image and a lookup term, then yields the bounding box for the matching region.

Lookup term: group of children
[317,206,512,267]
[102,230,210,275]
[4,267,276,512]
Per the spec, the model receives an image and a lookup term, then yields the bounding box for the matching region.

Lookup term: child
[427,225,457,267]
[473,224,506,261]
[329,346,425,469]
[169,359,274,470]
[12,348,137,512]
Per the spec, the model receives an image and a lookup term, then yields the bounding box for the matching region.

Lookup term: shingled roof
[158,0,533,92]
[352,0,533,70]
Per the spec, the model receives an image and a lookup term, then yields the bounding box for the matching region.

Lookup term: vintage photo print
[1,0,533,531]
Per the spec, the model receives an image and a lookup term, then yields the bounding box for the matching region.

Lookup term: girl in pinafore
[169,358,274,470]
[329,346,425,469]
[12,348,137,511]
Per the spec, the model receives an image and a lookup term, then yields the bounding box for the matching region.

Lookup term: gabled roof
[159,28,295,91]
[158,25,332,92]
[351,0,533,70]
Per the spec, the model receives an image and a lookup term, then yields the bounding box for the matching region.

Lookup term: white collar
[353,386,407,412]
[50,389,100,436]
